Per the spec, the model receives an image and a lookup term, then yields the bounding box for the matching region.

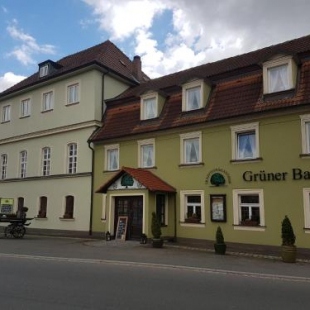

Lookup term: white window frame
[2,105,11,122]
[138,138,155,168]
[67,82,79,105]
[42,91,54,112]
[180,131,202,165]
[263,56,297,94]
[303,188,310,232]
[42,147,51,176]
[104,144,119,171]
[140,93,158,120]
[233,189,265,231]
[182,80,204,112]
[1,154,8,180]
[67,143,77,174]
[300,114,310,155]
[231,122,260,161]
[20,98,31,117]
[39,64,49,77]
[101,194,107,220]
[180,190,205,225]
[19,150,27,178]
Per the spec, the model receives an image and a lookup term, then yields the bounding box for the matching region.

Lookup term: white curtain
[185,138,199,163]
[238,133,255,159]
[144,98,156,119]
[187,87,200,110]
[142,145,153,167]
[268,65,289,92]
[109,149,118,170]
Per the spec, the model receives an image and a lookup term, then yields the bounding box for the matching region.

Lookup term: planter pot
[152,238,164,248]
[281,245,297,263]
[185,218,201,223]
[214,243,227,255]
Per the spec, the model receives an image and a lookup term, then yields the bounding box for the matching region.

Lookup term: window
[42,147,51,176]
[2,105,11,122]
[38,196,47,218]
[156,194,166,225]
[263,56,297,94]
[300,114,310,155]
[180,132,202,165]
[42,91,53,111]
[64,195,74,219]
[17,197,24,217]
[1,154,7,180]
[19,150,27,178]
[303,188,310,230]
[182,80,210,112]
[20,98,31,117]
[233,189,265,229]
[142,96,156,119]
[138,139,155,168]
[67,143,77,174]
[180,190,205,224]
[231,123,260,161]
[104,144,119,171]
[67,83,79,104]
[39,64,49,77]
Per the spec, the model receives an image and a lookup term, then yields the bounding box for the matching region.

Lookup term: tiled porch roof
[96,167,176,194]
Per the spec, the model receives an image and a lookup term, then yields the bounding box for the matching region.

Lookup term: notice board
[116,216,128,240]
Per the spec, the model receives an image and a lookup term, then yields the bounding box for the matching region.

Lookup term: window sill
[66,101,79,106]
[19,115,30,119]
[35,216,48,220]
[41,109,53,113]
[59,217,75,221]
[263,88,295,101]
[230,157,262,164]
[1,120,10,124]
[180,222,205,228]
[179,162,204,168]
[304,228,310,234]
[300,153,310,159]
[233,224,266,232]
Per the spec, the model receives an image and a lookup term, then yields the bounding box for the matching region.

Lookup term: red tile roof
[96,167,176,193]
[90,35,310,142]
[0,40,149,97]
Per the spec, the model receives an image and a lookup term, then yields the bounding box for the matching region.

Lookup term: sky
[1,0,310,92]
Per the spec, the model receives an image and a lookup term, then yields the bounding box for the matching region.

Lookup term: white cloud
[83,0,310,78]
[0,72,26,92]
[7,20,56,65]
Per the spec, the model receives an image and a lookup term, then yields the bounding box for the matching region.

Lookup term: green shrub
[151,212,162,239]
[281,215,296,246]
[215,226,225,244]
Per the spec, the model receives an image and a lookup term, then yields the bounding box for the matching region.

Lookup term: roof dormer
[181,78,211,112]
[38,60,63,78]
[262,54,298,94]
[140,91,166,120]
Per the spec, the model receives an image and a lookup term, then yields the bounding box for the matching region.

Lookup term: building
[0,41,148,235]
[90,35,310,249]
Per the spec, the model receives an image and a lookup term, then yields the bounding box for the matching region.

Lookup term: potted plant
[151,212,163,248]
[185,213,200,223]
[281,215,296,263]
[214,226,226,255]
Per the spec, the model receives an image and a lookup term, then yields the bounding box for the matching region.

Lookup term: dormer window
[142,96,156,119]
[263,56,297,94]
[182,79,210,112]
[140,92,165,120]
[39,64,49,77]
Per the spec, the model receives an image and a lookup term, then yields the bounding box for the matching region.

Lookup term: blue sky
[1,0,310,92]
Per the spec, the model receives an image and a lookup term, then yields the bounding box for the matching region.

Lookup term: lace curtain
[268,65,289,92]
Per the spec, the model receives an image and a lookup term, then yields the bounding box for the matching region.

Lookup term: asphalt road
[0,235,309,309]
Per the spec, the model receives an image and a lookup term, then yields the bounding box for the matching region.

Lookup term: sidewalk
[167,238,310,263]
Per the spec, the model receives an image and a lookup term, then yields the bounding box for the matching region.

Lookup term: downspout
[87,140,95,236]
[174,192,177,242]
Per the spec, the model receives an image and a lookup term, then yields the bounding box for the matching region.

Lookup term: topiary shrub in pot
[281,215,296,263]
[151,212,163,248]
[214,226,226,255]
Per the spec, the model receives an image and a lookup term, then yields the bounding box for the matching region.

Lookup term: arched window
[38,196,47,218]
[64,195,74,219]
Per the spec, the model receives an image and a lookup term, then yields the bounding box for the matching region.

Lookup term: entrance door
[115,196,143,240]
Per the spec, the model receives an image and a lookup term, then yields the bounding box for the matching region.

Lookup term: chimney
[133,55,142,82]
